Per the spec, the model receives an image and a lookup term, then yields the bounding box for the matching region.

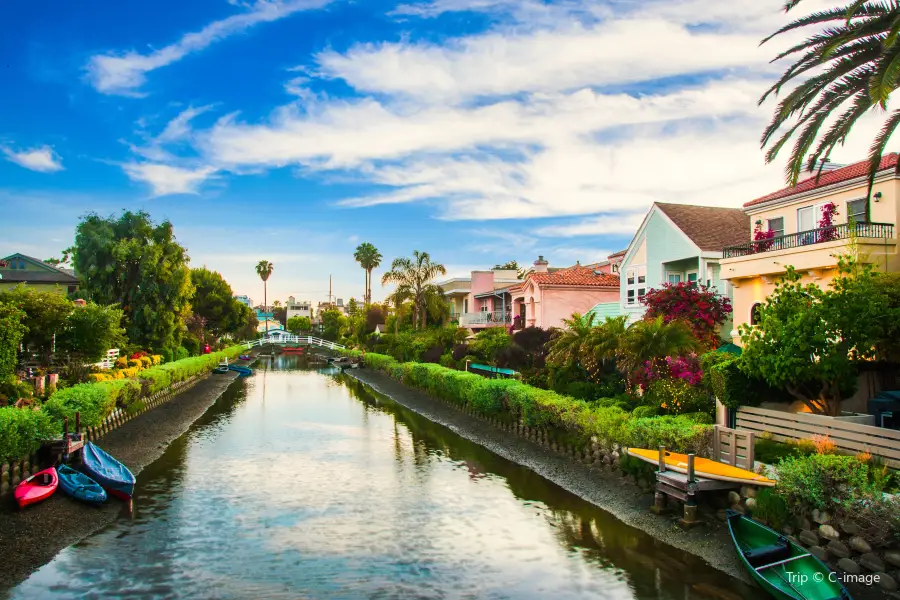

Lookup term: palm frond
[865,108,900,196]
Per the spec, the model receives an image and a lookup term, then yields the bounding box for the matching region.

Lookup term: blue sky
[0,0,875,304]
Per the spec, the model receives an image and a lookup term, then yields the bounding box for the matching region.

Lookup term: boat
[228,365,253,376]
[239,354,251,360]
[82,443,136,500]
[14,467,58,508]
[282,346,305,354]
[213,365,230,374]
[726,510,851,600]
[56,464,107,505]
[626,447,776,486]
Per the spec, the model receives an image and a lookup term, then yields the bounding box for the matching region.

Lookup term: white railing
[94,349,120,370]
[458,311,512,327]
[243,335,346,351]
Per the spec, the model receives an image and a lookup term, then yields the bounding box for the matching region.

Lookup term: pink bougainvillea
[817,202,839,243]
[752,220,775,252]
[633,353,703,391]
[641,282,732,349]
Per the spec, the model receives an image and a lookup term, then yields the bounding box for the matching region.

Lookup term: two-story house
[721,155,899,343]
[436,268,521,330]
[619,203,749,325]
[0,253,79,295]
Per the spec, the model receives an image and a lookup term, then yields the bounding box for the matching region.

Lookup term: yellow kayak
[626,448,776,487]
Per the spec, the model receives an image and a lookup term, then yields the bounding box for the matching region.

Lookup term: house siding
[587,301,621,321]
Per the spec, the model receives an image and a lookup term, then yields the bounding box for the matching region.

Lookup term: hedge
[700,352,787,410]
[0,345,246,460]
[352,352,712,455]
[0,407,60,462]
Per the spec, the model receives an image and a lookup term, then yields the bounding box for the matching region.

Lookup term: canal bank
[344,367,750,583]
[0,363,249,591]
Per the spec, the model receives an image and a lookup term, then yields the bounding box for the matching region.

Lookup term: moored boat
[57,464,107,505]
[228,365,253,376]
[213,365,230,374]
[82,443,136,500]
[726,510,851,600]
[626,447,775,486]
[14,467,58,508]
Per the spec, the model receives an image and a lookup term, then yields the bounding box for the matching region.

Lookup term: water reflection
[8,356,759,600]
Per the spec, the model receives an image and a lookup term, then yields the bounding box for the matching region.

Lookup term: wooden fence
[712,425,755,469]
[736,406,900,468]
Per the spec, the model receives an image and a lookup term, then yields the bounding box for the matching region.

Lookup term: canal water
[10,357,759,599]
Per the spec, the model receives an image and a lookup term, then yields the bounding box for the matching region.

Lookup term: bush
[0,407,59,461]
[775,454,874,514]
[43,383,116,427]
[700,352,787,410]
[0,376,35,404]
[438,353,456,369]
[631,405,659,419]
[161,348,174,363]
[175,347,190,361]
[751,488,790,529]
[644,378,713,416]
[624,415,713,456]
[422,344,444,364]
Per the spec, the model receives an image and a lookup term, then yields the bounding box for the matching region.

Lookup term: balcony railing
[723,222,894,259]
[458,311,512,326]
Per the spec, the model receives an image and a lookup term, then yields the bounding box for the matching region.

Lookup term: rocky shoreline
[0,361,249,593]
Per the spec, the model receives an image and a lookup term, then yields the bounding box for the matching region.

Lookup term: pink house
[506,257,620,330]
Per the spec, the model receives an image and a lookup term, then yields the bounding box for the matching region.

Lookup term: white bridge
[243,333,346,352]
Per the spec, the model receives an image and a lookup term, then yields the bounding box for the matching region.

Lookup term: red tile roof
[745,154,900,208]
[527,265,619,288]
[655,203,750,252]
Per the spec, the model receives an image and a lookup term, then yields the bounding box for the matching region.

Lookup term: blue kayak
[228,365,252,376]
[57,465,107,505]
[82,443,136,500]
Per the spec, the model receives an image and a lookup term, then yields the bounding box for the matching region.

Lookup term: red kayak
[14,467,59,508]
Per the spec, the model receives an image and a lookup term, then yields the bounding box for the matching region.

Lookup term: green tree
[0,302,26,378]
[190,267,248,338]
[287,315,312,334]
[354,242,383,305]
[319,308,346,341]
[547,313,598,367]
[493,260,524,278]
[235,306,259,341]
[470,328,512,363]
[73,211,193,352]
[0,286,73,364]
[740,262,892,415]
[255,260,274,334]
[57,303,126,380]
[381,251,447,330]
[44,246,76,267]
[346,297,359,316]
[619,317,700,383]
[760,1,900,190]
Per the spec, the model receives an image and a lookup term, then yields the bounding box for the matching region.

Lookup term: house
[507,257,620,330]
[286,296,312,321]
[0,253,79,295]
[721,155,899,343]
[583,249,626,275]
[618,203,749,326]
[436,268,520,330]
[234,294,253,308]
[437,277,472,318]
[256,318,285,333]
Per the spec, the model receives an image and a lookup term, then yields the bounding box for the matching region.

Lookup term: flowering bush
[817,202,839,242]
[641,283,732,349]
[752,220,775,252]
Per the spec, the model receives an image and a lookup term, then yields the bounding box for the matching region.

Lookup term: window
[798,203,826,232]
[667,272,682,285]
[847,198,867,224]
[18,260,24,269]
[626,265,646,305]
[464,299,469,313]
[750,303,763,326]
[767,217,784,238]
[687,272,698,283]
[706,263,719,288]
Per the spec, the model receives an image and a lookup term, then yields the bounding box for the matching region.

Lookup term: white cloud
[86,0,331,95]
[2,146,64,172]
[536,212,645,237]
[122,163,217,196]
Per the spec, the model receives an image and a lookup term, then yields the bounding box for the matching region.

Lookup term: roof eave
[745,167,899,211]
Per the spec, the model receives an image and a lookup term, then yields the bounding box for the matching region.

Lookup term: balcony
[458,311,512,327]
[723,222,894,258]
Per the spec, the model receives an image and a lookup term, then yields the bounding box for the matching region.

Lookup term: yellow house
[0,253,79,295]
[721,155,899,343]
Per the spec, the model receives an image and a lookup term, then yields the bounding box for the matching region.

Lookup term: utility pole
[328,274,333,305]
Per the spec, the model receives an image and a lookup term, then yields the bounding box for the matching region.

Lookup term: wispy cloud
[86,0,331,96]
[122,163,217,196]
[2,145,64,172]
[535,212,644,237]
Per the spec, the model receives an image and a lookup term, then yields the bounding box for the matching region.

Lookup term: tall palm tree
[381,251,447,330]
[761,1,900,192]
[354,242,383,305]
[255,260,274,335]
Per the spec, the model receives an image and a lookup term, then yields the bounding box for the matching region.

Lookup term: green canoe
[726,510,852,600]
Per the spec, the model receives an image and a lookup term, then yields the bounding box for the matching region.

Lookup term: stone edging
[0,373,210,497]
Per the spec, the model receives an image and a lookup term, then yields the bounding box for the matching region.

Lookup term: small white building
[286,295,312,321]
[234,294,253,308]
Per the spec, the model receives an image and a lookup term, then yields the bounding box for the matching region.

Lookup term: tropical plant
[354,242,383,305]
[493,260,525,278]
[619,317,701,383]
[381,251,447,330]
[641,282,732,349]
[255,260,274,333]
[760,0,900,191]
[546,313,598,367]
[0,302,26,378]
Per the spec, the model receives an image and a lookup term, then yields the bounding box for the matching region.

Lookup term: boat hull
[14,467,58,508]
[726,510,851,600]
[82,443,136,500]
[626,447,775,486]
[57,465,107,505]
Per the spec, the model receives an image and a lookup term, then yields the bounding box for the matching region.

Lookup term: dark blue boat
[82,443,136,500]
[228,365,252,376]
[57,465,107,505]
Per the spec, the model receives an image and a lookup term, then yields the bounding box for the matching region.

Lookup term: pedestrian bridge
[243,333,346,352]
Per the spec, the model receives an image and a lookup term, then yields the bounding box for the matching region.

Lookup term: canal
[9,357,759,599]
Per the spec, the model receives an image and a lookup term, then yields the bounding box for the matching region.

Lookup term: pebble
[809,546,827,561]
[885,550,900,569]
[848,535,872,555]
[798,529,820,547]
[744,497,757,511]
[818,524,840,541]
[878,573,899,593]
[826,540,850,559]
[727,491,741,505]
[859,553,885,573]
[840,521,860,536]
[812,509,832,525]
[836,558,861,575]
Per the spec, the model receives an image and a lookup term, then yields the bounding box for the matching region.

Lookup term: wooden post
[465,360,470,372]
[687,453,695,483]
[75,412,81,435]
[657,445,666,473]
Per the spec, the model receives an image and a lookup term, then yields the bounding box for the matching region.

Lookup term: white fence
[244,335,346,351]
[94,349,120,370]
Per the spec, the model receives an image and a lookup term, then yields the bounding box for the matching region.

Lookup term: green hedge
[0,407,60,462]
[355,353,712,455]
[700,352,787,410]
[0,345,246,460]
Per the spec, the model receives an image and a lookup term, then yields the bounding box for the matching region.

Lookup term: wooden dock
[651,446,740,528]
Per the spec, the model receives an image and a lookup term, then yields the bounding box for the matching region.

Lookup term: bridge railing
[244,335,346,351]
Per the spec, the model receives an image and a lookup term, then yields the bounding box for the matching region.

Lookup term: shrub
[644,378,713,416]
[631,405,659,419]
[175,347,190,361]
[700,352,785,409]
[161,348,174,363]
[751,489,790,529]
[114,356,128,369]
[775,454,874,514]
[0,376,35,404]
[43,383,116,427]
[438,353,456,369]
[422,344,444,364]
[0,407,59,460]
[624,415,713,456]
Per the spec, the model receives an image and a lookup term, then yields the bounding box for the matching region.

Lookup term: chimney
[533,255,549,273]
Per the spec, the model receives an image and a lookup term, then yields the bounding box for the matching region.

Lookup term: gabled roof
[654,203,749,252]
[0,253,79,284]
[527,265,619,288]
[607,249,627,259]
[744,154,900,208]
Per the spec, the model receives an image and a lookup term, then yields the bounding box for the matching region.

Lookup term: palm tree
[619,316,700,379]
[255,260,274,335]
[547,313,598,366]
[761,1,900,191]
[354,242,383,305]
[381,251,447,330]
[386,288,412,334]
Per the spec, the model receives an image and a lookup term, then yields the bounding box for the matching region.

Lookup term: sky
[0,0,886,304]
